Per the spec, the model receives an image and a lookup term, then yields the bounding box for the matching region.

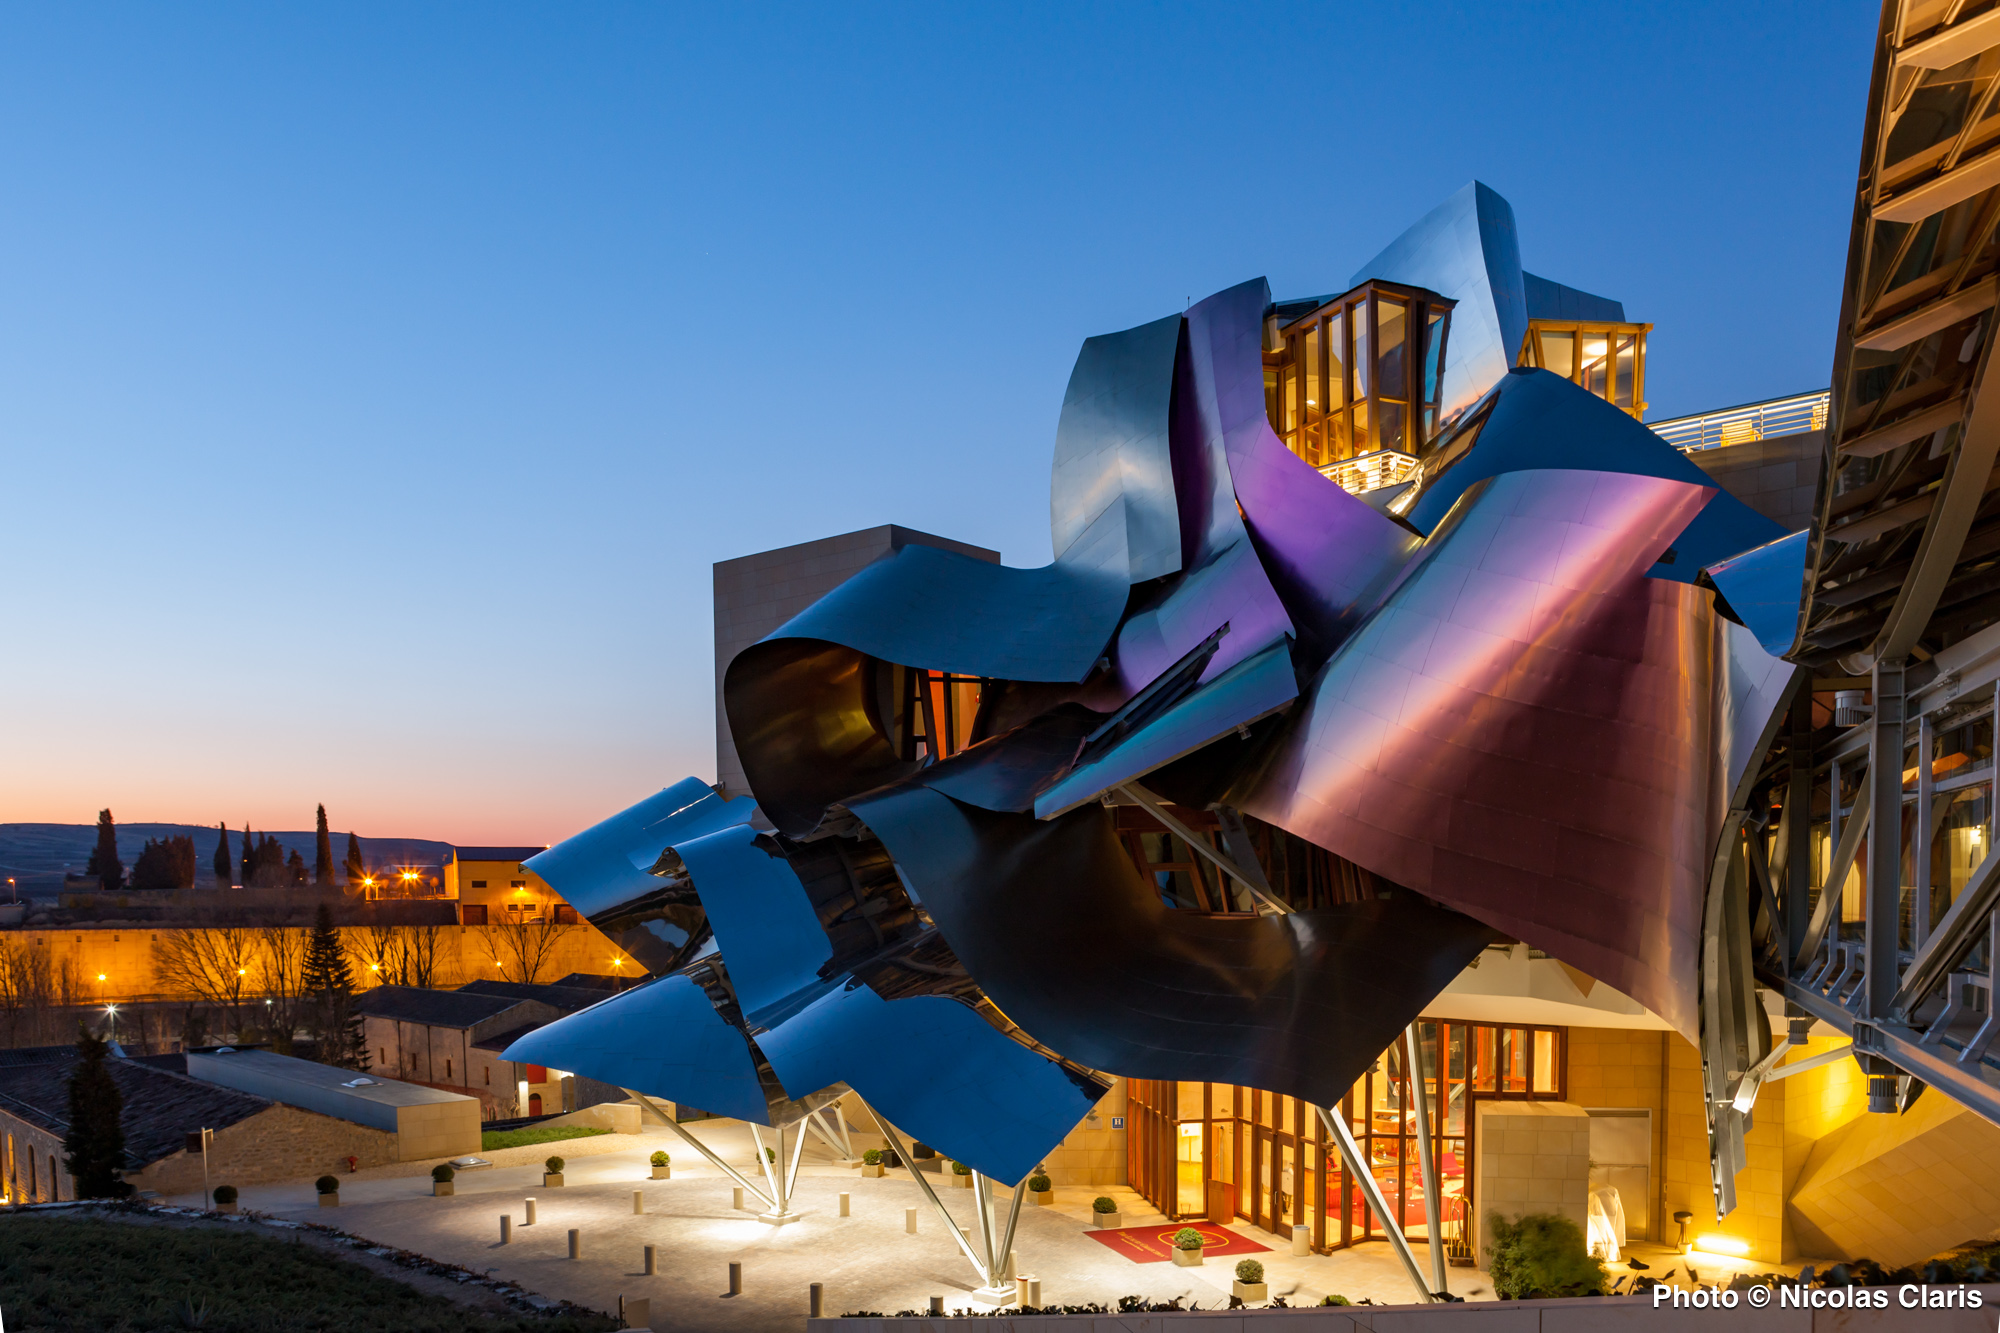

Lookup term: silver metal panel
[1049,312,1185,581]
[522,777,753,919]
[1239,468,1724,1038]
[677,823,832,1025]
[500,974,774,1124]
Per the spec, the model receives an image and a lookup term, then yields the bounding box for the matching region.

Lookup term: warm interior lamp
[1585,340,1610,357]
[1693,1234,1751,1257]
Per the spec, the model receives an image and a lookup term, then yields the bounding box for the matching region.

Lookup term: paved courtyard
[191,1119,1507,1329]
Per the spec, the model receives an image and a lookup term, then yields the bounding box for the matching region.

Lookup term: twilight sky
[0,2,1874,845]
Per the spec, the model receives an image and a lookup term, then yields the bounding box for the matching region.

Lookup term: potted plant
[1232,1258,1267,1302]
[879,1146,902,1169]
[861,1149,886,1179]
[649,1150,671,1180]
[315,1175,341,1208]
[431,1164,455,1197]
[1028,1172,1053,1206]
[543,1156,565,1188]
[1171,1226,1204,1267]
[912,1142,936,1160]
[949,1160,973,1189]
[1092,1196,1120,1229]
[211,1184,238,1215]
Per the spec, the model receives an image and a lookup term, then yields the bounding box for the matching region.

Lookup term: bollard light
[929,1295,944,1315]
[809,1282,824,1317]
[644,1244,656,1276]
[568,1228,581,1260]
[838,1191,850,1217]
[905,1206,917,1235]
[500,1215,512,1244]
[732,1186,745,1211]
[524,1197,537,1225]
[632,1189,644,1215]
[728,1261,743,1296]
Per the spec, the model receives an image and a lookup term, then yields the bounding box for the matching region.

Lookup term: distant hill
[0,823,454,893]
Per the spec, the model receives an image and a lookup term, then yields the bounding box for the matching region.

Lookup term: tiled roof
[0,1056,270,1170]
[451,847,545,862]
[471,1021,548,1054]
[353,985,529,1028]
[454,979,614,1015]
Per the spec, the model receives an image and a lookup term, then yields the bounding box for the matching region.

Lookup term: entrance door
[1250,1126,1274,1231]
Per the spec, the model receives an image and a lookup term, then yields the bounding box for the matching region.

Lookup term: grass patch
[0,1212,616,1331]
[480,1125,611,1152]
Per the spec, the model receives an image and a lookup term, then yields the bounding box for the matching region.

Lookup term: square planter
[1032,1189,1054,1206]
[317,1193,339,1208]
[1094,1212,1121,1229]
[1172,1247,1203,1267]
[650,1165,670,1180]
[861,1164,885,1178]
[1233,1281,1267,1302]
[433,1182,454,1196]
[950,1174,973,1189]
[543,1173,564,1188]
[215,1202,238,1215]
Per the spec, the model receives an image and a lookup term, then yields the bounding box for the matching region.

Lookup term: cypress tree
[343,832,365,890]
[86,810,123,892]
[212,823,232,886]
[304,904,367,1069]
[314,804,334,887]
[240,823,253,888]
[63,1024,131,1198]
[286,848,308,887]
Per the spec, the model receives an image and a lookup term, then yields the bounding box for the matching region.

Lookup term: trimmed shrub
[1487,1212,1608,1300]
[950,1160,972,1176]
[649,1151,670,1167]
[1173,1227,1203,1251]
[1027,1173,1051,1193]
[763,1147,776,1163]
[211,1185,237,1206]
[545,1156,565,1175]
[1091,1196,1117,1214]
[1319,1294,1352,1306]
[431,1164,454,1183]
[862,1149,883,1165]
[1235,1259,1263,1283]
[314,1176,339,1195]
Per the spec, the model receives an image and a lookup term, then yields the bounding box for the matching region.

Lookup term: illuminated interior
[1516,319,1651,419]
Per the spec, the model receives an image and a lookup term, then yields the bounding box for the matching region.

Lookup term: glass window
[1539,329,1575,379]
[1614,336,1637,411]
[1282,359,1298,432]
[1376,297,1408,405]
[1423,309,1444,406]
[1326,313,1347,409]
[1379,402,1406,454]
[1581,334,1611,398]
[1532,1030,1557,1093]
[1353,302,1371,402]
[1305,325,1322,419]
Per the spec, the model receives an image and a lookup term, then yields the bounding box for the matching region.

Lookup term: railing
[1320,449,1420,496]
[1650,390,1830,453]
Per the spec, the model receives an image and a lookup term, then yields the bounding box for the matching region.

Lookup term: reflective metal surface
[1704,529,1810,658]
[1237,468,1731,1038]
[1049,312,1186,581]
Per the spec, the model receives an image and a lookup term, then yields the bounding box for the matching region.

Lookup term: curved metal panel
[1050,312,1185,581]
[1705,529,1810,657]
[1350,181,1529,422]
[677,823,831,1025]
[1237,468,1720,1038]
[1405,369,1786,580]
[522,778,754,919]
[500,974,773,1124]
[1185,277,1422,666]
[755,982,1099,1183]
[1100,538,1293,699]
[850,785,1495,1106]
[1034,639,1298,819]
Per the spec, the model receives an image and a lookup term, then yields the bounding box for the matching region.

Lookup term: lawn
[0,1211,618,1332]
[480,1124,612,1152]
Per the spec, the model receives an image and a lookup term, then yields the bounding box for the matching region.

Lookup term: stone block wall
[1686,429,1821,533]
[1472,1099,1590,1269]
[132,1103,402,1197]
[1565,1026,1667,1240]
[1037,1078,1127,1188]
[392,1098,481,1162]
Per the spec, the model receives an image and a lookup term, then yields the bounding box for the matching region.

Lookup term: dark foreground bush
[0,1212,617,1332]
[1487,1211,1608,1299]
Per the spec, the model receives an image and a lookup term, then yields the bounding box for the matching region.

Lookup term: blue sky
[0,2,1875,842]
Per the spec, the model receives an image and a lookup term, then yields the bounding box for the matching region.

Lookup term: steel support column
[1314,1104,1435,1303]
[1867,660,1907,1020]
[1404,1024,1448,1295]
[1786,685,1815,968]
[629,1092,775,1210]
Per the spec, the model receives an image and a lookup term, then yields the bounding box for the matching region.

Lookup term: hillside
[0,823,454,893]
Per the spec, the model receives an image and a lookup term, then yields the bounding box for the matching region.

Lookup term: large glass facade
[1517,320,1652,419]
[1264,280,1453,489]
[1126,1021,1566,1254]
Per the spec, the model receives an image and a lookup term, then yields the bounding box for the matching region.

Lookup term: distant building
[441,846,575,929]
[0,1045,477,1201]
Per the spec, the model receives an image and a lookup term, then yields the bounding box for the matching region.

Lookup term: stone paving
[199,1120,1497,1331]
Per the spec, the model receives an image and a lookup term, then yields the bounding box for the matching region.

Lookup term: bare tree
[255,926,308,1054]
[403,925,446,988]
[151,928,257,1037]
[480,919,577,985]
[353,924,407,986]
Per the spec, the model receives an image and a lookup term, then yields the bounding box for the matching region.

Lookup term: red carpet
[1084,1222,1273,1264]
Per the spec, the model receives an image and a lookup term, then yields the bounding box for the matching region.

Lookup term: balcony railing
[1649,390,1830,453]
[1320,448,1421,496]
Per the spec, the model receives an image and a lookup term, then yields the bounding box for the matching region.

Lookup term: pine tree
[85,810,123,892]
[303,904,367,1069]
[343,832,365,890]
[213,823,232,886]
[240,823,253,888]
[63,1024,131,1198]
[314,804,335,887]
